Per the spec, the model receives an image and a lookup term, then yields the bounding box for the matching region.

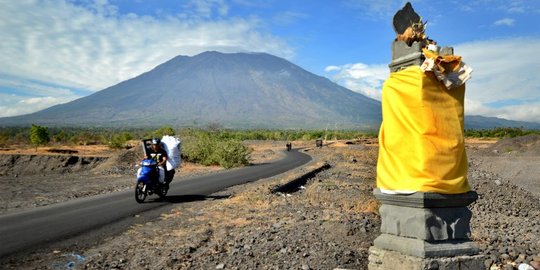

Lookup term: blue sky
[1,0,540,123]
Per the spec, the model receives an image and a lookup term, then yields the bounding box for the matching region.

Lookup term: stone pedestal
[389,40,455,72]
[368,189,484,270]
[369,247,485,270]
[389,41,425,72]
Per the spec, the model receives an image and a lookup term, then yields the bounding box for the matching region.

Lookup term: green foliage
[205,122,223,132]
[153,125,176,138]
[178,128,375,168]
[52,130,68,143]
[13,132,28,145]
[182,131,250,169]
[29,124,50,147]
[465,127,540,138]
[0,125,376,168]
[0,132,8,147]
[70,131,104,145]
[0,127,149,146]
[108,132,134,149]
[212,140,250,168]
[177,129,374,142]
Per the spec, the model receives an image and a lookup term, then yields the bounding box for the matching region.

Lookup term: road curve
[0,149,311,258]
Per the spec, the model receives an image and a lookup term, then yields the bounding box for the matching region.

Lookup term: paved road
[0,149,310,258]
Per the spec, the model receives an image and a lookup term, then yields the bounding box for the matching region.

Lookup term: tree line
[0,124,377,169]
[1,125,537,168]
[464,127,539,138]
[0,125,377,148]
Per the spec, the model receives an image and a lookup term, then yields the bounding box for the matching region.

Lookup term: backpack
[161,135,182,171]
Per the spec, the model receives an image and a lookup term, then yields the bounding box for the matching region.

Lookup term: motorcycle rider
[148,138,167,164]
[147,138,169,185]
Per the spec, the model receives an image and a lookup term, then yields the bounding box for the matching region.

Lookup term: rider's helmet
[151,138,161,145]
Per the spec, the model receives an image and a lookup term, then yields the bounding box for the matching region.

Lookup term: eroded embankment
[0,154,108,176]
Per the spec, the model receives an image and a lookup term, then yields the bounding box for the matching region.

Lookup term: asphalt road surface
[0,149,311,258]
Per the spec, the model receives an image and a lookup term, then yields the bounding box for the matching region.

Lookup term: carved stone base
[368,247,485,270]
[373,234,479,258]
[369,189,482,269]
[379,204,472,241]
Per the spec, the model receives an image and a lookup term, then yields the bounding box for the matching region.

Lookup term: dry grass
[465,138,498,149]
[225,192,273,211]
[132,140,381,243]
[343,198,381,215]
[160,208,183,220]
[244,140,286,164]
[302,141,380,215]
[175,162,224,177]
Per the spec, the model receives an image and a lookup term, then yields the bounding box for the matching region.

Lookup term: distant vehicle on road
[316,139,323,148]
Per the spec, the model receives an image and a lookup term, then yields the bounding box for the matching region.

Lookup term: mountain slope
[465,115,540,130]
[2,51,538,130]
[0,52,381,129]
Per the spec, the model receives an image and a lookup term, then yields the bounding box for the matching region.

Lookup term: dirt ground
[0,140,286,215]
[467,135,540,197]
[0,137,539,270]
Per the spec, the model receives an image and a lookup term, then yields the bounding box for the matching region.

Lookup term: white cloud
[507,7,525,13]
[464,99,540,123]
[326,37,540,123]
[0,93,79,117]
[456,37,540,114]
[464,0,536,14]
[272,11,308,26]
[345,0,413,19]
[182,0,230,19]
[494,18,515,26]
[325,63,388,100]
[324,66,341,72]
[0,76,77,98]
[0,0,293,116]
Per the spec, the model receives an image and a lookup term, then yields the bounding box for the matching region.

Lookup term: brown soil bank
[0,155,107,177]
[471,134,540,197]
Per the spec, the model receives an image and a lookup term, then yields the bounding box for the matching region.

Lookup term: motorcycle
[135,158,168,203]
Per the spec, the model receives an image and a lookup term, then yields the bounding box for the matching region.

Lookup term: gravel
[0,138,539,270]
[467,137,540,269]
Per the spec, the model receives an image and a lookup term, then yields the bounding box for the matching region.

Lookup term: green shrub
[108,132,133,149]
[29,124,50,148]
[70,131,104,145]
[0,132,8,147]
[465,127,540,138]
[52,130,68,143]
[210,140,250,169]
[182,131,250,169]
[153,125,176,138]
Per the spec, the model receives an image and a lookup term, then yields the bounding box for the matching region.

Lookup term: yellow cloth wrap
[376,66,470,194]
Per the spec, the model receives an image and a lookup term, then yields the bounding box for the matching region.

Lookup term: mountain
[465,115,540,130]
[0,51,381,129]
[1,51,538,130]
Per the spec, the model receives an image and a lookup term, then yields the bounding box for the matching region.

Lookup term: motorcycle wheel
[135,182,147,203]
[158,183,168,200]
